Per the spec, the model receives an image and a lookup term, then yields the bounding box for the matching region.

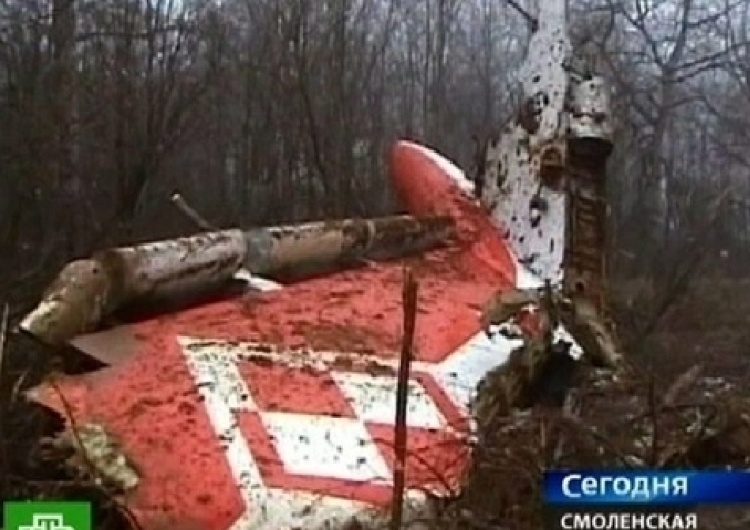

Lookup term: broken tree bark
[20,215,454,345]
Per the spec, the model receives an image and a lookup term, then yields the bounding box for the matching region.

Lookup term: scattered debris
[480,285,622,370]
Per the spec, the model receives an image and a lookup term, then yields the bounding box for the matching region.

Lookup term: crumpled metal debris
[470,281,625,470]
[480,285,622,369]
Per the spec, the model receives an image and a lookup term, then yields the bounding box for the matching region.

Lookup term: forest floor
[1,276,749,529]
[449,277,750,529]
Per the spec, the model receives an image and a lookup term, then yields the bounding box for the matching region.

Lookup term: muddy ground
[2,277,750,529]
[448,278,750,529]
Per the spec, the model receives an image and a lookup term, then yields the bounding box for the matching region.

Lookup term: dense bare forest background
[1,2,750,526]
[2,0,750,357]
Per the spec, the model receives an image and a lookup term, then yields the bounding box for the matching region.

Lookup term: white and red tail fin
[477,0,613,303]
[389,139,542,291]
[478,0,571,286]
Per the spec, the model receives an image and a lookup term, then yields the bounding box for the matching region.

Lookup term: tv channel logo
[3,501,91,530]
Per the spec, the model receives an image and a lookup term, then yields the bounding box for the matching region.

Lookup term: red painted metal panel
[32,140,523,529]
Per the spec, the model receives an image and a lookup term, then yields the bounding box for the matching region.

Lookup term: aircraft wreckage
[17,0,619,528]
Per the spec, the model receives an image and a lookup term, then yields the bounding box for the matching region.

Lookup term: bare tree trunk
[50,0,79,254]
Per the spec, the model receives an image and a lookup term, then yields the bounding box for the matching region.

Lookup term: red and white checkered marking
[332,372,446,429]
[179,331,521,528]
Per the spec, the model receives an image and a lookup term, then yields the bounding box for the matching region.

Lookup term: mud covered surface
[437,278,750,530]
[4,278,750,530]
[442,366,750,529]
[0,331,134,529]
